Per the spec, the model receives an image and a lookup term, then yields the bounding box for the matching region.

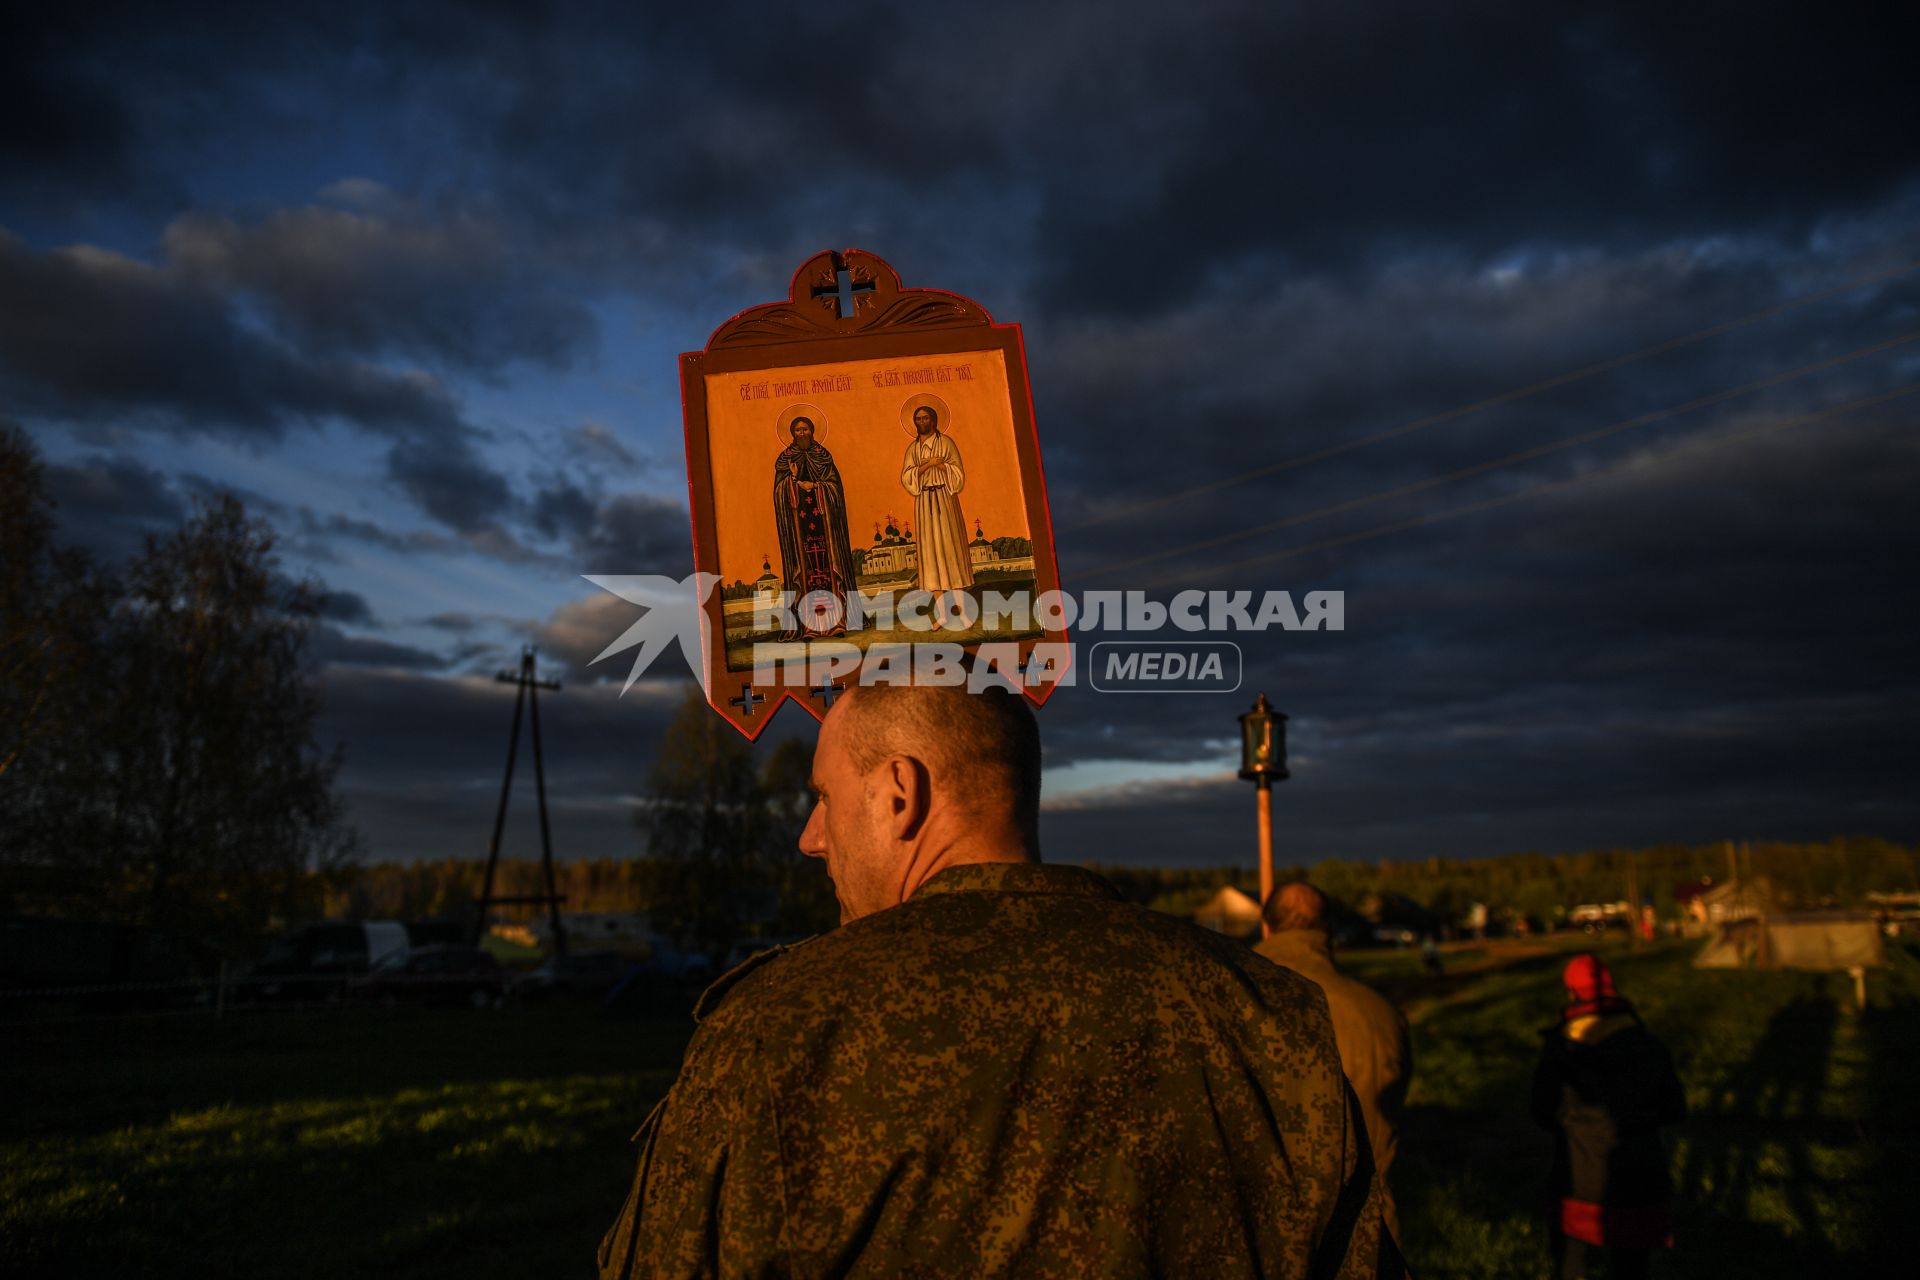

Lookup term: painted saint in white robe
[898,406,975,594]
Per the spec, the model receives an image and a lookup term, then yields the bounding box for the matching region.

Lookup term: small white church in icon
[725,519,1035,641]
[859,515,1031,583]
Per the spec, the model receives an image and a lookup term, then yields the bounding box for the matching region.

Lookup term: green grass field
[1,1003,696,1279]
[6,938,1917,1277]
[1359,935,1920,1277]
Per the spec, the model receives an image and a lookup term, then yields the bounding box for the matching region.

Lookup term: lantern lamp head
[1238,692,1289,782]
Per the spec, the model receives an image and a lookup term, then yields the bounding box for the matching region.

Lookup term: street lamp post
[1238,693,1289,936]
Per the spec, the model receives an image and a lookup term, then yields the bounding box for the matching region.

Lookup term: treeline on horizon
[323,835,1917,929]
[1097,834,1917,922]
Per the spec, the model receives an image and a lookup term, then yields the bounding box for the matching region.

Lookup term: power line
[1126,380,1918,592]
[1078,328,1920,582]
[1067,255,1920,534]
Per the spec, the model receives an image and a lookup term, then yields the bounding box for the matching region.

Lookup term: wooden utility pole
[473,646,569,958]
[1236,694,1287,940]
[1256,777,1274,937]
[1625,850,1641,949]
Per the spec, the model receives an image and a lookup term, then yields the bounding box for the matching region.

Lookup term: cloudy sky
[6,1,1917,867]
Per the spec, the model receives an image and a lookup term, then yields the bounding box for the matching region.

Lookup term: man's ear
[882,754,932,842]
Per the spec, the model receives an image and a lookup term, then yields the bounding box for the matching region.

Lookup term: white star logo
[583,572,720,694]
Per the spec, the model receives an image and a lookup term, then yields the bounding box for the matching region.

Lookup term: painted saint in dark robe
[772,416,857,637]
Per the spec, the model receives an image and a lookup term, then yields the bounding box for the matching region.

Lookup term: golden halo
[899,392,953,436]
[776,403,828,444]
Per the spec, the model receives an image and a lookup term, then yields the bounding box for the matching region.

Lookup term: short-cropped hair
[840,682,1041,829]
[1264,880,1328,932]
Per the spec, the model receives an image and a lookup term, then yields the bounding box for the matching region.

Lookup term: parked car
[0,915,199,1013]
[350,944,506,1009]
[511,950,636,1001]
[244,919,482,1003]
[243,921,410,1003]
[629,938,713,983]
[600,942,729,1018]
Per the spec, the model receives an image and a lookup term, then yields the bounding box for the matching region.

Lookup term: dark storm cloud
[288,466,686,575]
[267,571,383,628]
[314,668,759,860]
[515,478,693,576]
[384,438,519,541]
[1113,391,1917,721]
[0,2,358,219]
[8,3,1917,299]
[308,623,448,671]
[176,472,292,522]
[162,202,597,375]
[0,8,151,215]
[288,1,1920,311]
[1043,243,1920,576]
[528,476,599,545]
[0,230,538,547]
[7,0,1916,861]
[523,470,690,572]
[314,588,376,627]
[1023,2,1920,310]
[1030,391,1920,857]
[573,493,692,573]
[529,584,703,688]
[1042,684,1920,864]
[40,452,186,564]
[293,509,459,558]
[563,422,645,473]
[0,232,471,441]
[0,210,648,558]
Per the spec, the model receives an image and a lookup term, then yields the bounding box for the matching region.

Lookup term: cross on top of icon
[811,256,874,320]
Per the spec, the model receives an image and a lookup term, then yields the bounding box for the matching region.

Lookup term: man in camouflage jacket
[600,682,1405,1279]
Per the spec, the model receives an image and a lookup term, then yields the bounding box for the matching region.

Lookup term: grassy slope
[6,940,1918,1278]
[1,1006,696,1280]
[1359,936,1920,1278]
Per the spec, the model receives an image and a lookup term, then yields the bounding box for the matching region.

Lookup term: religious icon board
[681,249,1066,736]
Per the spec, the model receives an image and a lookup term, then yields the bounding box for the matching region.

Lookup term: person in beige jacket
[1255,881,1414,1241]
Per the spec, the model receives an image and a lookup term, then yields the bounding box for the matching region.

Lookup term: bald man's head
[1264,881,1328,933]
[836,681,1043,831]
[799,680,1044,921]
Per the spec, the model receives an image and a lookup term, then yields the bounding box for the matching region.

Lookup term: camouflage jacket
[599,862,1404,1279]
[1253,929,1412,1241]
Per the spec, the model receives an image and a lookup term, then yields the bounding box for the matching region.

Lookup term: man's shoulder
[1255,936,1405,1032]
[691,937,821,1023]
[701,888,1326,1031]
[688,921,898,1031]
[1321,965,1407,1032]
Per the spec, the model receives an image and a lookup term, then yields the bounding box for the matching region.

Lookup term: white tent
[1192,886,1263,938]
[1694,912,1885,971]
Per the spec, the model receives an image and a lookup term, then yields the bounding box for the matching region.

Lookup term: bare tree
[102,495,358,946]
[0,428,357,950]
[0,425,115,889]
[636,686,834,955]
